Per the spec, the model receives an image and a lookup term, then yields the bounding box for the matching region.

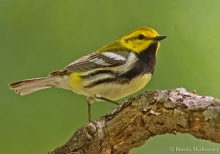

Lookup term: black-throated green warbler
[9,26,166,121]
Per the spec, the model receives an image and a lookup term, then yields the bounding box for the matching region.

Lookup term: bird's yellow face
[120,27,160,54]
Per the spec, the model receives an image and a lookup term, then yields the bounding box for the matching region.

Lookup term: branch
[48,88,220,154]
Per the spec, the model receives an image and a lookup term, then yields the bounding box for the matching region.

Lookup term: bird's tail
[8,76,57,95]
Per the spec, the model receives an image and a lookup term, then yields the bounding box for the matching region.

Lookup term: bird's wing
[49,51,130,76]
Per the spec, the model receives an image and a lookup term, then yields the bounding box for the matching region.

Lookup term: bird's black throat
[117,42,158,83]
[136,42,158,75]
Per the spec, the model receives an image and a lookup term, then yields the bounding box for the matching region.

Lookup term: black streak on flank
[80,70,114,79]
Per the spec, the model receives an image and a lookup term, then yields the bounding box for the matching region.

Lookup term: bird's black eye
[138,34,144,40]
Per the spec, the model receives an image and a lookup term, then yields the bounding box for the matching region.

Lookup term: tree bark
[48,88,220,154]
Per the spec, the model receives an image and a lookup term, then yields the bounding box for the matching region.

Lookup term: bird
[8,26,166,121]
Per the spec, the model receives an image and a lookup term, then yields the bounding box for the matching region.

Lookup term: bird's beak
[154,35,167,41]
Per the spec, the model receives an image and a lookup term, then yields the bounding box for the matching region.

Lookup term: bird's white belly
[87,73,152,100]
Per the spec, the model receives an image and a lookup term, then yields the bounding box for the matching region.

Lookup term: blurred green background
[1,0,220,154]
